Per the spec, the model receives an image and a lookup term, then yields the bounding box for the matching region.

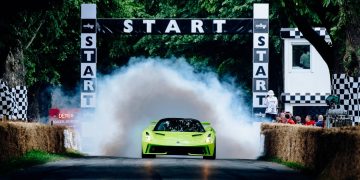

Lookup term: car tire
[203,145,216,160]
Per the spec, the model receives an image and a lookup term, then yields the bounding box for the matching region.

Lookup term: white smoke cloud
[51,88,78,109]
[76,57,264,159]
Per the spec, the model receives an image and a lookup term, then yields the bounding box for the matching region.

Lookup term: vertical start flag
[252,4,269,117]
[80,4,97,108]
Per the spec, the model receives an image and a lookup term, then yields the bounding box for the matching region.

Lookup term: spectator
[300,51,310,69]
[264,90,278,121]
[316,115,324,127]
[285,113,295,124]
[285,111,293,117]
[304,115,315,126]
[279,112,287,123]
[294,116,302,124]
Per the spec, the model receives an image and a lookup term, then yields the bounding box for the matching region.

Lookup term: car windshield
[154,118,205,132]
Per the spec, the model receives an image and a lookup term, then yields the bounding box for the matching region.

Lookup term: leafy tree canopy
[0,0,358,112]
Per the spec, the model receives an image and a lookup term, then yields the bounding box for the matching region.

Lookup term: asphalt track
[3,156,314,179]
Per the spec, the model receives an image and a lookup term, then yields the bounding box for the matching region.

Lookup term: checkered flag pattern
[0,79,27,120]
[281,93,330,104]
[332,74,360,122]
[280,27,331,40]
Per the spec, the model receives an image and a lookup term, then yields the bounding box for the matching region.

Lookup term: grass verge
[0,149,85,175]
[258,156,315,175]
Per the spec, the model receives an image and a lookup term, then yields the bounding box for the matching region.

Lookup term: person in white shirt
[264,90,278,121]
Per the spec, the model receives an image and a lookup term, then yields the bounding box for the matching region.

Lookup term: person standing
[264,90,278,121]
[316,115,324,128]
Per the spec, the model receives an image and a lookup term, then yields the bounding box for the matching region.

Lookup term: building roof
[280,27,331,40]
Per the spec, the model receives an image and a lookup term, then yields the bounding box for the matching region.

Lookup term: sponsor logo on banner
[253,19,268,33]
[48,108,80,127]
[82,19,96,33]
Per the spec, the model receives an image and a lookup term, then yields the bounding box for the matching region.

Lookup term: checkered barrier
[280,27,331,40]
[281,93,330,104]
[332,74,360,122]
[0,79,27,120]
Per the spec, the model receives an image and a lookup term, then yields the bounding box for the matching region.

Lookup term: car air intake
[150,146,206,155]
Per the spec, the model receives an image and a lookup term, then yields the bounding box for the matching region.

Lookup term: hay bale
[0,122,68,162]
[317,128,360,180]
[261,123,360,179]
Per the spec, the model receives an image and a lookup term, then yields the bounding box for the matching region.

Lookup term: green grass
[258,156,315,175]
[267,157,306,170]
[0,150,85,175]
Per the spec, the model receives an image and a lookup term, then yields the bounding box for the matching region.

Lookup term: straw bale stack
[0,122,68,162]
[261,123,360,179]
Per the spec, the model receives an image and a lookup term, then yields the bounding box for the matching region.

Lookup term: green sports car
[142,118,216,159]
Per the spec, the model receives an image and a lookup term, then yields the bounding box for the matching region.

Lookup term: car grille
[149,146,207,155]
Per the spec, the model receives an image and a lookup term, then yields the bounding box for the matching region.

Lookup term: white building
[280,28,332,117]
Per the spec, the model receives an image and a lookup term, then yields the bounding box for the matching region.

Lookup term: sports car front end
[141,118,216,159]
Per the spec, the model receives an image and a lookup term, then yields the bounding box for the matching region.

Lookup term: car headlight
[145,132,151,142]
[205,133,211,143]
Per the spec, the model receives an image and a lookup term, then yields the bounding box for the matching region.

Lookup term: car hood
[147,131,211,146]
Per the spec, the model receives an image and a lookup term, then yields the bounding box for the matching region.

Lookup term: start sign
[80,3,270,117]
[96,19,252,34]
[81,4,97,108]
[252,4,269,116]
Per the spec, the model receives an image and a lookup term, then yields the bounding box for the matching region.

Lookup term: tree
[280,0,360,77]
[3,0,354,120]
[0,0,84,120]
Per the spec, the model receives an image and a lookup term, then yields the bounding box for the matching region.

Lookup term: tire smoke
[77,57,264,159]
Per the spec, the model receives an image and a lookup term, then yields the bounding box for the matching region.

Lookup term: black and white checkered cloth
[280,27,331,40]
[332,74,360,122]
[0,79,27,120]
[281,93,330,104]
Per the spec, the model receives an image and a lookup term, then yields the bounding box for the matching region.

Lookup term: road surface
[3,156,314,179]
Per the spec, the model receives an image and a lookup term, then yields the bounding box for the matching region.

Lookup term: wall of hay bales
[261,123,360,179]
[0,122,69,162]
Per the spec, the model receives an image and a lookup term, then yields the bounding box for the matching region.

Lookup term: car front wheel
[203,146,216,160]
